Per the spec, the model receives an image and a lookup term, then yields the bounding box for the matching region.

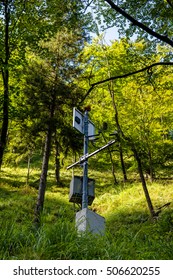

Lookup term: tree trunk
[35,127,52,223]
[55,139,61,185]
[114,112,128,182]
[0,70,9,169]
[105,58,154,216]
[104,50,127,183]
[0,2,10,169]
[114,106,155,218]
[34,88,56,224]
[119,142,128,182]
[109,148,118,185]
[132,146,156,218]
[102,132,118,185]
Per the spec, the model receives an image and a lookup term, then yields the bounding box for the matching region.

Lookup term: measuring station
[67,107,116,235]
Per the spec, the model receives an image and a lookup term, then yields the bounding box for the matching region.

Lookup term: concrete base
[75,208,105,235]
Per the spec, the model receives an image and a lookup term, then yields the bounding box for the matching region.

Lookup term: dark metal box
[69,176,95,205]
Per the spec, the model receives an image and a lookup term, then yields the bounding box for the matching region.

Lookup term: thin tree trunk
[103,48,128,182]
[102,132,118,185]
[35,127,52,223]
[132,146,156,218]
[114,110,128,182]
[0,70,9,169]
[55,139,60,185]
[108,146,118,185]
[113,105,155,218]
[104,48,154,217]
[0,2,10,169]
[119,142,128,182]
[34,88,56,224]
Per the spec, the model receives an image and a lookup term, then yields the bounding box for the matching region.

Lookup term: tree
[17,30,86,223]
[80,36,173,218]
[0,0,92,169]
[79,0,173,218]
[0,0,50,168]
[94,0,173,47]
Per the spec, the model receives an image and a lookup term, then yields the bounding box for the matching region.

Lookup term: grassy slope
[0,163,173,260]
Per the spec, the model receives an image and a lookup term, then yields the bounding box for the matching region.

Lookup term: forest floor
[0,162,173,260]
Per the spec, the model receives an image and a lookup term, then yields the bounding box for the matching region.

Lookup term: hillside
[0,162,173,260]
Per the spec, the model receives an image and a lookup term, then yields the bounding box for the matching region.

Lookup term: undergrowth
[0,165,173,260]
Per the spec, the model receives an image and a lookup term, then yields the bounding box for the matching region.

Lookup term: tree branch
[104,0,173,47]
[80,61,173,103]
[166,0,173,10]
[83,0,94,13]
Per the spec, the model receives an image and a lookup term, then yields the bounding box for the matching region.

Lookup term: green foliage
[4,28,86,169]
[1,0,173,261]
[80,37,173,178]
[0,0,92,169]
[94,0,173,46]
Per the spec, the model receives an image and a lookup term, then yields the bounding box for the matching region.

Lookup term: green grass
[0,163,173,260]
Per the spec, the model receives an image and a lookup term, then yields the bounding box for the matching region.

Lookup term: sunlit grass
[0,162,173,260]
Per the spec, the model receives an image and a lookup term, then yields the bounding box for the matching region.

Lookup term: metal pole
[82,110,89,209]
[67,140,116,170]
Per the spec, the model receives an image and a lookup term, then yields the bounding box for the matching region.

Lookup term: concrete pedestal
[76,208,105,235]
